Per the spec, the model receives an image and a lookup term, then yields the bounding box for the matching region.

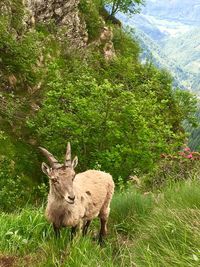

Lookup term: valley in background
[118,0,200,94]
[117,0,200,150]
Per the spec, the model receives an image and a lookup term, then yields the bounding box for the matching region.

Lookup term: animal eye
[51,178,58,183]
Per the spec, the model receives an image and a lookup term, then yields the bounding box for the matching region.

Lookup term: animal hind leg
[98,217,108,245]
[98,186,114,244]
[98,195,112,244]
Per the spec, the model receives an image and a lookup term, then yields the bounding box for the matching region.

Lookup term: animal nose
[68,195,75,201]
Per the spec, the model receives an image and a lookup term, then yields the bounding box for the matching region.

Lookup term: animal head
[39,142,78,204]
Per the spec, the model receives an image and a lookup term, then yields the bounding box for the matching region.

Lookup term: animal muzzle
[64,194,75,204]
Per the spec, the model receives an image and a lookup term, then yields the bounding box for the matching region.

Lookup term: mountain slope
[163,29,200,71]
[118,0,200,94]
[133,29,190,89]
[163,28,200,93]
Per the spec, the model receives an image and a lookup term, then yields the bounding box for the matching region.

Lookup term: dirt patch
[0,256,17,267]
[0,254,39,267]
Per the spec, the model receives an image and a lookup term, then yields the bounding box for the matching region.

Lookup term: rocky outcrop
[23,0,88,48]
[90,26,116,61]
[23,0,116,58]
[100,26,116,61]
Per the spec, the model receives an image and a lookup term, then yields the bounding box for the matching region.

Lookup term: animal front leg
[53,224,60,238]
[71,225,78,240]
[82,220,91,236]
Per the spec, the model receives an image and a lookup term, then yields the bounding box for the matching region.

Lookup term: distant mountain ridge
[142,0,200,25]
[117,0,200,94]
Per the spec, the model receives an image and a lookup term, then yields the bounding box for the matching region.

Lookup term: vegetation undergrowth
[0,180,200,267]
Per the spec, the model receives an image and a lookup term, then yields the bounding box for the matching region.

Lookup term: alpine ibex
[39,142,115,243]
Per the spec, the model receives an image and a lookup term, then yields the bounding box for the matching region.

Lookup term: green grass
[0,181,200,266]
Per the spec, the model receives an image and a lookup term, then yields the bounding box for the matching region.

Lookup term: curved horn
[65,142,71,167]
[39,147,62,168]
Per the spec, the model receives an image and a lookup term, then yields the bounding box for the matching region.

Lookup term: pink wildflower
[186,153,193,159]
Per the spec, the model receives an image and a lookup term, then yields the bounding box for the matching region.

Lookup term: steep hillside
[0,0,197,210]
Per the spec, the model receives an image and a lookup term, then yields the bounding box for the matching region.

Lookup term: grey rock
[24,0,88,48]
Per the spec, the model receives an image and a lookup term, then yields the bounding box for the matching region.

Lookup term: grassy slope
[1,180,200,267]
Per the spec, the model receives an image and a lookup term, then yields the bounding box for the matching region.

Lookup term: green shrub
[0,157,31,211]
[112,27,140,58]
[0,152,46,212]
[28,73,184,180]
[79,0,103,41]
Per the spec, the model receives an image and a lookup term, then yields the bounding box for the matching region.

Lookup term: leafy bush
[0,157,31,211]
[28,72,185,180]
[0,146,47,212]
[103,0,144,16]
[112,27,140,58]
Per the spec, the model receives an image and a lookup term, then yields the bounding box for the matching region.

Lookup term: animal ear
[72,156,78,169]
[41,162,51,176]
